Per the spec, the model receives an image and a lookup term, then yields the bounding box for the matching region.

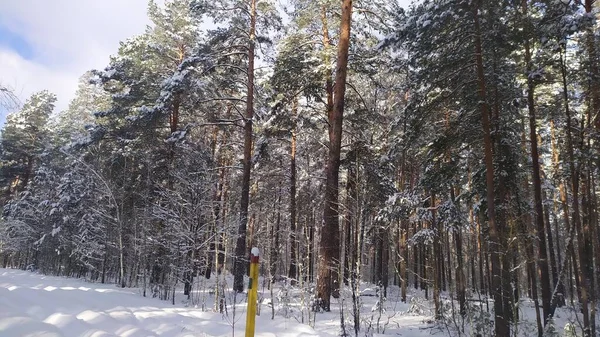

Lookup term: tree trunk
[522,1,552,325]
[589,171,599,337]
[288,99,298,283]
[316,0,353,311]
[233,0,257,293]
[451,189,466,316]
[101,237,108,284]
[431,192,441,320]
[443,230,450,293]
[556,51,580,305]
[582,168,597,337]
[584,0,600,134]
[477,211,485,295]
[582,3,599,331]
[398,155,408,302]
[344,160,357,286]
[543,186,560,301]
[562,59,592,337]
[118,217,125,288]
[218,163,228,276]
[516,177,543,335]
[381,231,389,297]
[472,4,508,336]
[413,221,419,290]
[399,218,408,302]
[308,204,315,283]
[270,181,282,283]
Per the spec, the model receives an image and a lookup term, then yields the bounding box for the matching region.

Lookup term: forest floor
[0,268,595,336]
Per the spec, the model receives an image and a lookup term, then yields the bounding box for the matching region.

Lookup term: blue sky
[0,0,415,126]
[0,20,33,122]
[0,0,153,125]
[0,23,34,61]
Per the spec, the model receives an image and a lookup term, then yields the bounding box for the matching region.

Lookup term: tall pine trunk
[288,98,298,283]
[233,0,257,293]
[522,0,552,324]
[431,192,441,319]
[550,120,566,308]
[472,3,508,336]
[451,188,466,316]
[316,0,353,311]
[270,181,282,284]
[343,156,357,285]
[584,0,600,134]
[561,48,591,335]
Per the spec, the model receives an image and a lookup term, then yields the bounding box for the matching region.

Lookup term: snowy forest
[0,0,599,336]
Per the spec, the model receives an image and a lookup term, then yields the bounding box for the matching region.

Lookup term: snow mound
[0,268,327,337]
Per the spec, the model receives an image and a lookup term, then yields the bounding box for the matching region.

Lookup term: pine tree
[0,91,56,200]
[316,0,353,312]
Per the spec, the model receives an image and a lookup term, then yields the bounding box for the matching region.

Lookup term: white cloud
[0,47,76,110]
[0,0,154,121]
[0,0,417,124]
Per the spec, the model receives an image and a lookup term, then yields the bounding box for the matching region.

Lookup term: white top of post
[251,247,260,257]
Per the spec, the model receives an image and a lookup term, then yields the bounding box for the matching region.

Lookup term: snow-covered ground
[0,268,321,337]
[0,268,434,337]
[0,268,595,336]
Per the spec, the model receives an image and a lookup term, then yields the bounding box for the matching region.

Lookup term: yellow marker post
[245,247,260,337]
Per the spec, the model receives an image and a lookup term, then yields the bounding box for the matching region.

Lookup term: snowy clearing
[0,268,440,337]
[0,268,329,337]
[1,268,593,337]
[0,268,435,337]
